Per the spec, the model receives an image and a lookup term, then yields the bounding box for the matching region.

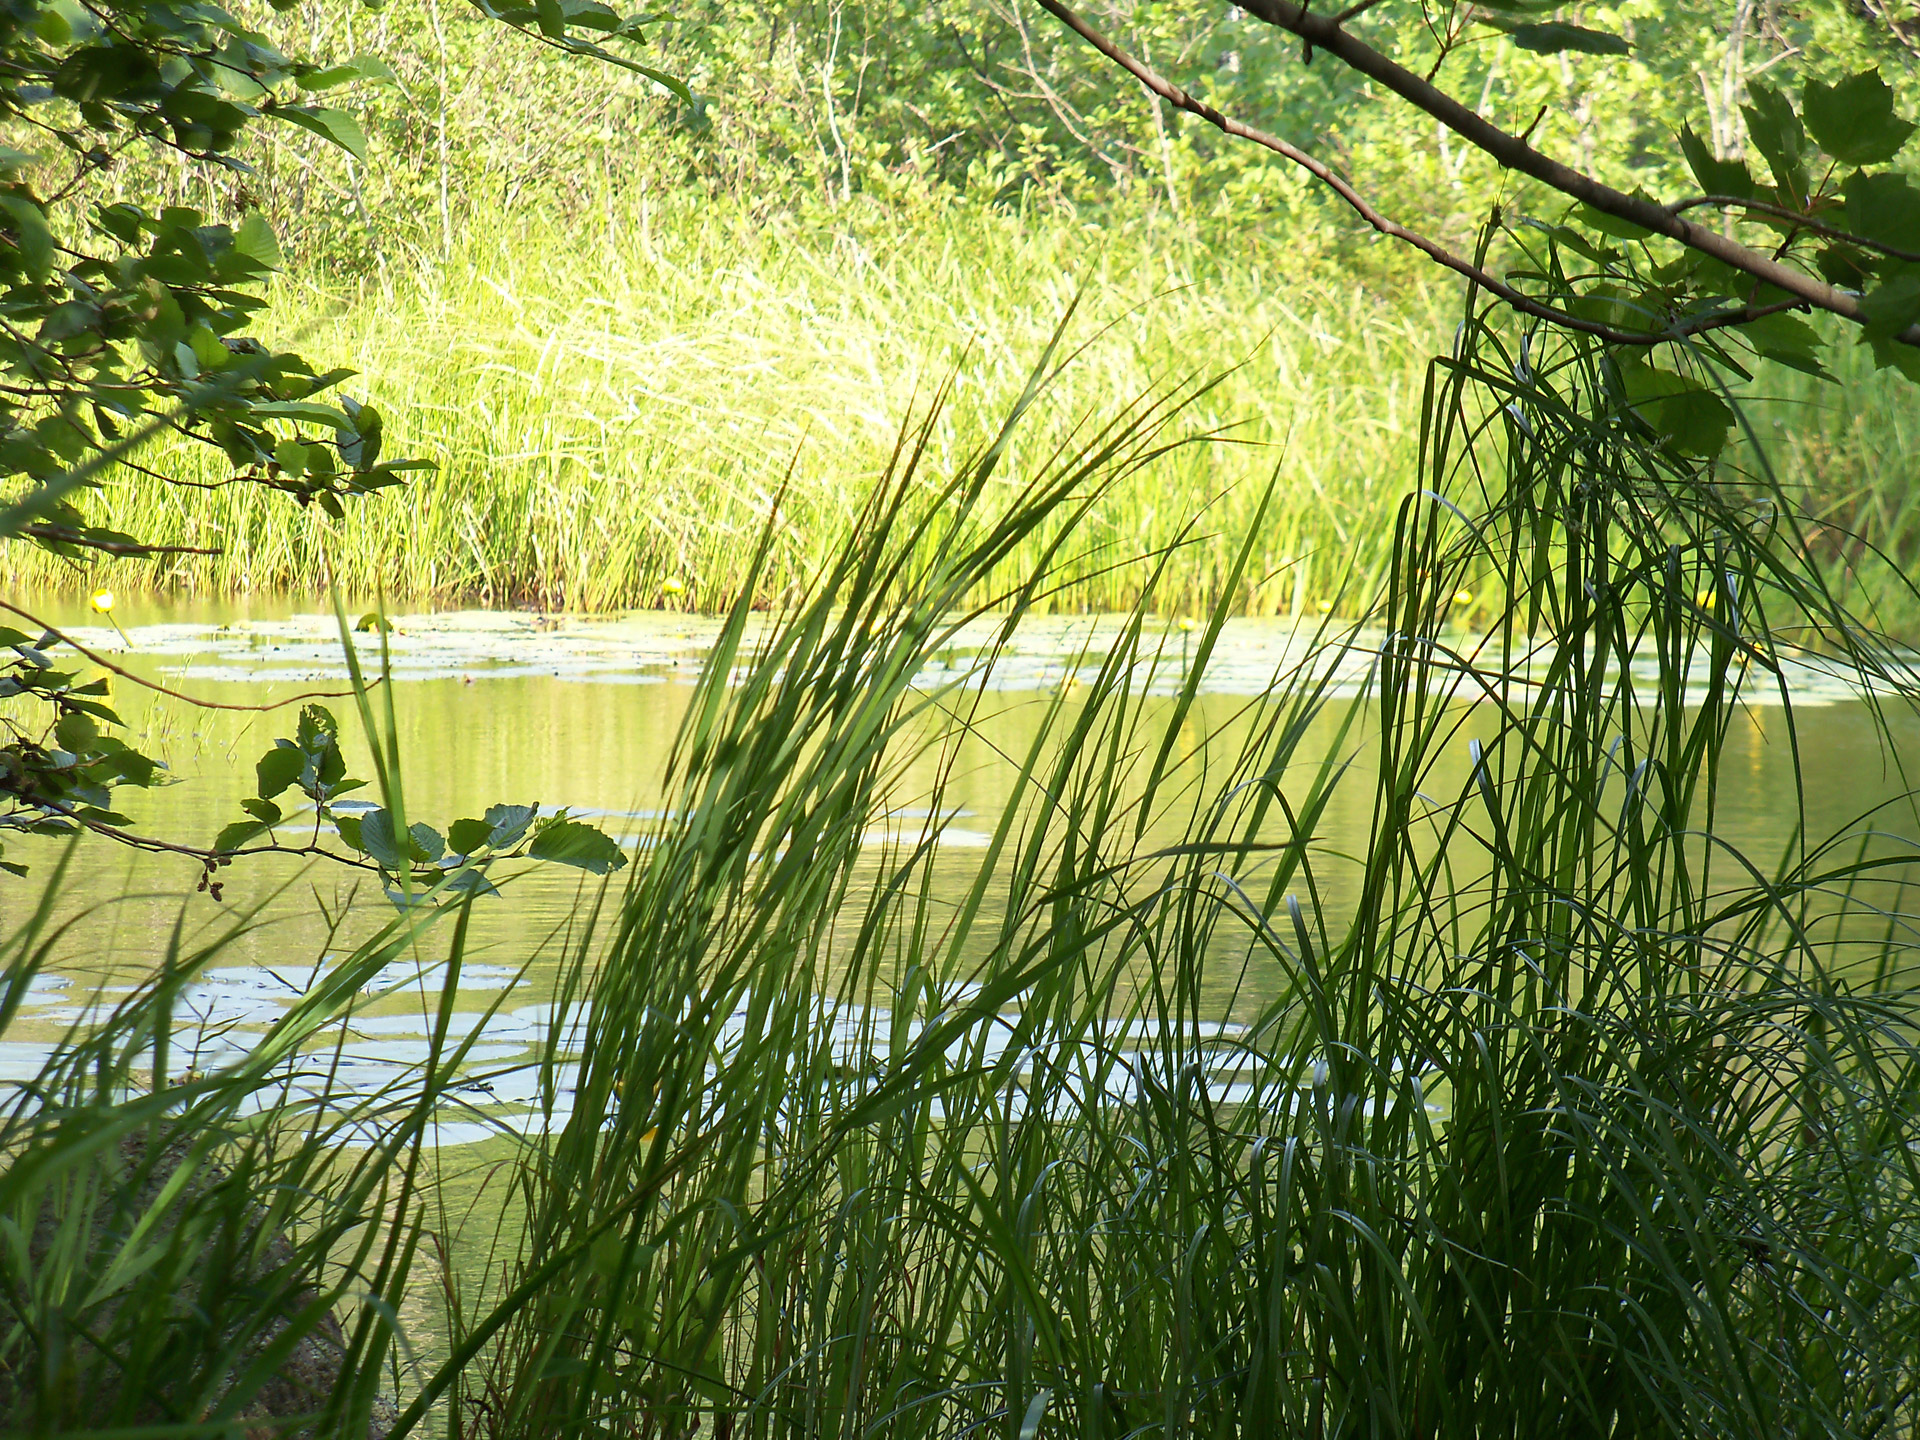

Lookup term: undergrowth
[5,290,1920,1437]
[9,194,1916,632]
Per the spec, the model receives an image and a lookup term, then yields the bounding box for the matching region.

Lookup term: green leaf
[1804,70,1916,167]
[1679,124,1754,200]
[1576,202,1652,242]
[276,106,368,160]
[484,802,538,849]
[233,212,283,270]
[257,744,304,799]
[1740,312,1830,380]
[528,820,627,874]
[0,196,54,281]
[1864,329,1920,382]
[1843,171,1920,254]
[448,817,493,856]
[1742,83,1808,203]
[54,712,98,752]
[299,56,397,90]
[442,868,501,898]
[297,705,339,752]
[1622,365,1733,457]
[409,822,446,863]
[240,797,283,825]
[1860,264,1920,336]
[252,400,352,428]
[334,813,365,851]
[1506,21,1628,55]
[359,808,406,870]
[214,819,269,853]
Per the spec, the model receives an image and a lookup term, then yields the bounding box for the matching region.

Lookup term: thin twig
[1221,0,1920,347]
[1031,0,1807,347]
[0,598,388,713]
[16,523,225,557]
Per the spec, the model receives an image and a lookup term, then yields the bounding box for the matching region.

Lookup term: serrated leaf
[257,744,303,799]
[1864,328,1920,381]
[1679,124,1754,200]
[448,817,492,856]
[276,106,368,160]
[1860,265,1920,335]
[529,820,628,874]
[1742,83,1808,204]
[359,809,406,870]
[528,820,627,874]
[1507,21,1628,54]
[1805,70,1916,167]
[484,802,538,849]
[1621,365,1734,457]
[1741,312,1831,379]
[409,822,446,863]
[1843,171,1920,254]
[233,212,282,270]
[333,813,365,851]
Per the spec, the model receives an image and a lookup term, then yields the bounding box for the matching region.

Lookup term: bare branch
[16,522,224,557]
[1031,0,1807,347]
[0,598,388,714]
[1666,195,1920,264]
[1226,0,1920,347]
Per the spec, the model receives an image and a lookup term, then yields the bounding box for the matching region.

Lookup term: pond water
[5,597,1919,1147]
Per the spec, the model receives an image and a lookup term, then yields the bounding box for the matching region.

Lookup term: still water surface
[5,599,1918,1144]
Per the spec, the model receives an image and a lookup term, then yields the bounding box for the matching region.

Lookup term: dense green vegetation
[2,0,1915,623]
[10,303,1920,1435]
[5,195,1914,627]
[6,0,1920,1434]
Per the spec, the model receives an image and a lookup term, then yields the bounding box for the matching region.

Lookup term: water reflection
[5,605,1918,1144]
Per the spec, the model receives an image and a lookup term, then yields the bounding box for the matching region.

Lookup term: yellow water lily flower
[89,589,114,613]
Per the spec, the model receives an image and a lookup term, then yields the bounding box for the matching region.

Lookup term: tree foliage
[0,0,669,877]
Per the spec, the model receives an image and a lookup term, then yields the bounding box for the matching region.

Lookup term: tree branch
[1665,195,1920,264]
[16,522,225,557]
[0,598,388,714]
[1225,0,1920,347]
[1030,0,1808,347]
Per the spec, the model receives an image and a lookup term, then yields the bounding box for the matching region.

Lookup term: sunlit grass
[13,194,1450,617]
[6,283,1920,1439]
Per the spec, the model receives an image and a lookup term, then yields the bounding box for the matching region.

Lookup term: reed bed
[6,293,1920,1438]
[11,195,1918,631]
[3,197,1454,616]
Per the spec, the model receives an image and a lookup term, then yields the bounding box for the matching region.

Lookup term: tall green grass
[2,196,1451,616]
[7,293,1920,1437]
[8,194,1918,631]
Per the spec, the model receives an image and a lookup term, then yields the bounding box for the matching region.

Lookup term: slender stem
[1032,0,1811,347]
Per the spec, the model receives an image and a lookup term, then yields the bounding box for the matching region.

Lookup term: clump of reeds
[6,290,1920,1438]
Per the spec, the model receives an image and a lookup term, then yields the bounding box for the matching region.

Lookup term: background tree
[1025,0,1920,404]
[0,0,670,879]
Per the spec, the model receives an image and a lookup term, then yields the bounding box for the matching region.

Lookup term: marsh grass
[0,198,1456,616]
[6,196,1918,633]
[7,289,1920,1438]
